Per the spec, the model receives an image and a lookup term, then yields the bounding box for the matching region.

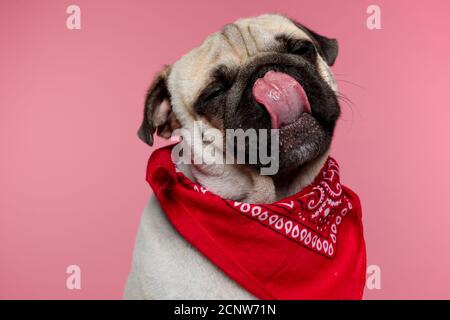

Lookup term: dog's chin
[246,111,332,177]
[274,112,332,175]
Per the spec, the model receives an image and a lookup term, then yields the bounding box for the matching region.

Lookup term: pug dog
[124,13,341,299]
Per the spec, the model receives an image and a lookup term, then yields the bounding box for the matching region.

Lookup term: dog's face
[139,14,340,176]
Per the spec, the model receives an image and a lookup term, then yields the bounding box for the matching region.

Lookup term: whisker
[335,79,366,90]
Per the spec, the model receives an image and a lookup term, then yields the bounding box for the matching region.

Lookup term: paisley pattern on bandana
[178,158,350,258]
[146,145,366,300]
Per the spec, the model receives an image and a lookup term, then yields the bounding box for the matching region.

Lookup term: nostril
[254,100,273,122]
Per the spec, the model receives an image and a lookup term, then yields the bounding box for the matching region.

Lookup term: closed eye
[277,35,316,58]
[202,82,227,101]
[288,40,315,56]
[201,65,236,102]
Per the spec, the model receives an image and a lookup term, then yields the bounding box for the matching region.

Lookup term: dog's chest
[124,194,255,300]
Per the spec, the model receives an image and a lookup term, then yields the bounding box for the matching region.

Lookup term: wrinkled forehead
[167,14,311,107]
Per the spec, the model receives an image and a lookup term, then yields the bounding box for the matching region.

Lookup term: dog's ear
[138,66,180,146]
[291,20,339,66]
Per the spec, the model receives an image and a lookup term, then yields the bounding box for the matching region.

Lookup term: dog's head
[138,14,340,176]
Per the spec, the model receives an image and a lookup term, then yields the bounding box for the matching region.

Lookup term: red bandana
[146,146,366,300]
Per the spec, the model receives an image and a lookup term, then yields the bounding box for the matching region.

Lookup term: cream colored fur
[125,14,337,299]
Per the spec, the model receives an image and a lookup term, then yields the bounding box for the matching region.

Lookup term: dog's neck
[177,151,328,204]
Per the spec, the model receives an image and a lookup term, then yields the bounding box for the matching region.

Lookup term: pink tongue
[252,71,311,129]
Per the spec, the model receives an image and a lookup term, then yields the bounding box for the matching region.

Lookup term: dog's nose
[252,71,311,129]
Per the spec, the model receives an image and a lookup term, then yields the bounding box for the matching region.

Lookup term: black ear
[291,20,339,66]
[138,66,180,146]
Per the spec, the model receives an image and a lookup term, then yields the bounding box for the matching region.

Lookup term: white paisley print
[183,158,352,259]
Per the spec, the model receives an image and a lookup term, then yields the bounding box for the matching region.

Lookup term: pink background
[1,0,450,299]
